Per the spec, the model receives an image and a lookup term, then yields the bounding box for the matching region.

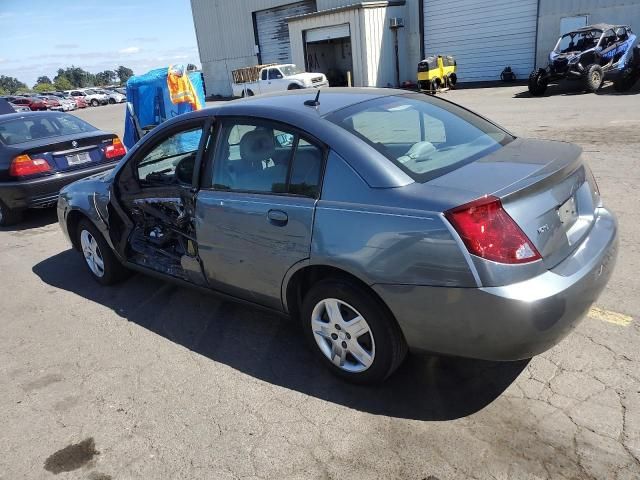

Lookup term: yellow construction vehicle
[417,55,458,94]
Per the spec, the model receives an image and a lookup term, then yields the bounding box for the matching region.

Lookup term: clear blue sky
[0,0,200,87]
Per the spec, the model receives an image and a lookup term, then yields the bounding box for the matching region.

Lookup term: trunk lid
[431,138,599,268]
[8,132,120,176]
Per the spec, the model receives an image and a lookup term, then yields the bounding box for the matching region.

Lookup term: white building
[190,0,640,97]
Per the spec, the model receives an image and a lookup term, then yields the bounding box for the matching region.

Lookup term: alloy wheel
[80,229,105,278]
[311,298,375,373]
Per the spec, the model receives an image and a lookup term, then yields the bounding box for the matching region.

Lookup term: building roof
[287,1,405,22]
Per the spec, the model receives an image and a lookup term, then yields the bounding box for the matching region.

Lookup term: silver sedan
[56,88,618,383]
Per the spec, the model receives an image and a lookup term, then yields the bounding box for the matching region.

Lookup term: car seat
[29,122,50,140]
[239,129,275,170]
[235,128,284,191]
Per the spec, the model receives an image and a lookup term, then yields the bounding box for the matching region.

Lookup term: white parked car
[231,64,328,97]
[94,88,126,104]
[65,89,108,107]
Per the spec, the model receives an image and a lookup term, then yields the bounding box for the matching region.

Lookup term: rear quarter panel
[311,151,476,287]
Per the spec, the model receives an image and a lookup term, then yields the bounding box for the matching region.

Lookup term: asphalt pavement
[0,82,638,480]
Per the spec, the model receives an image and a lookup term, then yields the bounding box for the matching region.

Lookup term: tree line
[0,66,134,95]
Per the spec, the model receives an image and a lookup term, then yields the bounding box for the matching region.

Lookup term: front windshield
[327,94,513,182]
[280,64,304,76]
[555,30,602,53]
[83,89,96,94]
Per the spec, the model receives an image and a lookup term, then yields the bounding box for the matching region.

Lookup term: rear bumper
[0,162,118,210]
[374,208,618,361]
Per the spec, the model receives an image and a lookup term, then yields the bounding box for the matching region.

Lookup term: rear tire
[0,201,24,227]
[528,69,548,96]
[300,278,408,384]
[76,219,129,285]
[613,69,640,92]
[448,73,458,89]
[584,64,604,93]
[90,99,99,107]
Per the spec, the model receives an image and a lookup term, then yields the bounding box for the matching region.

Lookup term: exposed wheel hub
[311,298,375,373]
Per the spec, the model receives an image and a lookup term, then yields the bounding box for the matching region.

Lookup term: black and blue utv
[529,24,640,95]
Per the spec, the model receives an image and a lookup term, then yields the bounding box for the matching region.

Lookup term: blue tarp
[123,67,205,149]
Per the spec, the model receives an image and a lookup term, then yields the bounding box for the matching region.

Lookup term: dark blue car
[0,111,126,225]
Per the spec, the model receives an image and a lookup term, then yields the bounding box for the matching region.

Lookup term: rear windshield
[0,114,96,145]
[326,94,513,182]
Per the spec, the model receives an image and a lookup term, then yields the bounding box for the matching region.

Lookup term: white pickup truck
[231,63,328,97]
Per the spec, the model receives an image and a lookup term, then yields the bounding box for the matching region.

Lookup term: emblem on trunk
[537,224,550,235]
[71,140,78,148]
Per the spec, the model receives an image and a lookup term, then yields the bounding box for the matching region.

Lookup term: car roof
[572,23,626,33]
[210,87,408,119]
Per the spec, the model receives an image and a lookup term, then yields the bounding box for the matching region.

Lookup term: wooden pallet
[231,63,277,84]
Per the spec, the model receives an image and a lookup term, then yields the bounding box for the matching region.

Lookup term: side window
[601,30,616,49]
[212,121,322,197]
[615,27,628,42]
[137,126,203,185]
[261,69,268,81]
[269,68,283,80]
[290,139,323,197]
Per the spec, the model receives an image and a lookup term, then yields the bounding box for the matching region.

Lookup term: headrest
[239,129,275,164]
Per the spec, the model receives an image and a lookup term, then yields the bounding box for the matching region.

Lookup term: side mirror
[175,154,195,185]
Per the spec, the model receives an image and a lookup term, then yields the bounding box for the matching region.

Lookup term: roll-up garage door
[256,1,316,64]
[423,0,538,82]
[306,23,350,43]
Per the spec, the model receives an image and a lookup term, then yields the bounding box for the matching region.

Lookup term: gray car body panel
[57,88,619,361]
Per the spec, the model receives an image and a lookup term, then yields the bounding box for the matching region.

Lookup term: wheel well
[285,265,393,321]
[288,83,302,90]
[66,210,89,250]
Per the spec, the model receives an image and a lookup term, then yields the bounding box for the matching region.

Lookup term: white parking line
[589,307,633,327]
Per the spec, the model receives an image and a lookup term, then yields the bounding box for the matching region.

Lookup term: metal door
[423,0,538,82]
[255,0,316,64]
[195,192,315,310]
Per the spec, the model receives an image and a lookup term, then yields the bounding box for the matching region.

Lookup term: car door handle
[267,209,288,226]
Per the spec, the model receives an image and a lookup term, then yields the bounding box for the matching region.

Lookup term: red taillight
[9,154,52,177]
[445,195,541,264]
[105,137,126,159]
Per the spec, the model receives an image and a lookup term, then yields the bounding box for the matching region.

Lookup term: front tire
[76,219,128,285]
[0,201,24,227]
[301,278,408,383]
[108,98,116,104]
[528,69,548,96]
[90,99,99,107]
[584,64,604,92]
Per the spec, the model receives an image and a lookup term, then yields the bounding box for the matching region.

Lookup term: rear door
[195,118,324,309]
